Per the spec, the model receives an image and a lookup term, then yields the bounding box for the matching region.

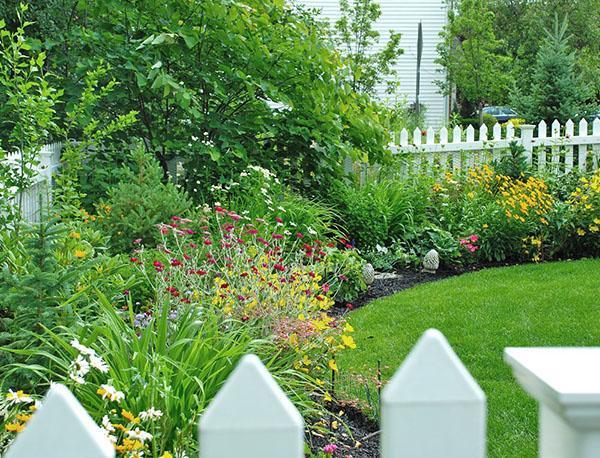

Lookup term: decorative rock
[374,272,402,280]
[422,249,439,274]
[362,263,375,285]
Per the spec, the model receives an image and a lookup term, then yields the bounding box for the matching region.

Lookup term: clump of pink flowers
[323,443,338,454]
[460,234,480,253]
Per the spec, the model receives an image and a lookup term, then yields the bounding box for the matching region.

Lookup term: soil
[307,402,379,458]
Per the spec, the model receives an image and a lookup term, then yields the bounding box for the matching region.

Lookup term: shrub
[208,164,341,243]
[320,247,367,304]
[0,218,137,390]
[97,146,192,253]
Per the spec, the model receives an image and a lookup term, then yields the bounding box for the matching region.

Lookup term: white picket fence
[5,329,600,458]
[389,118,600,174]
[2,143,62,222]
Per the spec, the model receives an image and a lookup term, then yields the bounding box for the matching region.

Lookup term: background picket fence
[389,118,600,175]
[5,119,600,223]
[3,143,62,222]
[5,329,600,458]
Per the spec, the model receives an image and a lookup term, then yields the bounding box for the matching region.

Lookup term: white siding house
[299,0,449,127]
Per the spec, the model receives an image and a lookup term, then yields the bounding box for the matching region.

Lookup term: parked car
[480,106,519,123]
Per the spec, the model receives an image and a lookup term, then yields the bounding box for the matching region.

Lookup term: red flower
[272,233,283,240]
[275,216,283,223]
[195,269,207,275]
[204,239,212,246]
[172,216,181,221]
[296,232,304,239]
[170,259,183,267]
[153,261,164,272]
[133,238,142,245]
[346,303,354,310]
[130,257,139,263]
[273,263,285,272]
[247,229,258,235]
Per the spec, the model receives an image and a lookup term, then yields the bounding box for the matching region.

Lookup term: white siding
[299,0,449,127]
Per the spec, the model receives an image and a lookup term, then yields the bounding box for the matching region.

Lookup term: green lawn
[337,259,600,457]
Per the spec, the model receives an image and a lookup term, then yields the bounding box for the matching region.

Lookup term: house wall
[299,0,449,128]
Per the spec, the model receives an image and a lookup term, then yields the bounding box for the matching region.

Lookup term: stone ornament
[423,249,439,273]
[362,263,375,285]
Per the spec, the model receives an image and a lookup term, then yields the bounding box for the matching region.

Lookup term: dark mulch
[308,402,379,457]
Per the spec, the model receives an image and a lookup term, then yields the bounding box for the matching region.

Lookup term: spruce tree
[515,15,588,123]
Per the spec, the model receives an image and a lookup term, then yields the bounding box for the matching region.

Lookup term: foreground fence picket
[381,329,486,458]
[199,354,304,458]
[5,330,600,457]
[5,384,114,458]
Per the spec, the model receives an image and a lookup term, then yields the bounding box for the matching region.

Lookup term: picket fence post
[199,354,304,458]
[381,329,487,458]
[505,347,600,458]
[4,384,115,458]
[520,124,535,165]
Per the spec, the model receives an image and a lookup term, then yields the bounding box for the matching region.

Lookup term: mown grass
[338,259,600,457]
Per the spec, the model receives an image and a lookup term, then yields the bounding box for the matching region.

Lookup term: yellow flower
[341,335,357,349]
[577,228,586,236]
[344,322,354,333]
[328,359,338,372]
[323,391,333,402]
[122,409,140,424]
[5,422,25,433]
[74,249,86,259]
[16,413,32,422]
[590,225,599,233]
[160,453,174,458]
[70,231,81,239]
[482,224,489,229]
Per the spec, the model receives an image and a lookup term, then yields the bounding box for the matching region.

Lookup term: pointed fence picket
[5,330,600,458]
[389,118,600,176]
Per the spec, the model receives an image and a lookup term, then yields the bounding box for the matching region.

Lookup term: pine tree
[515,15,588,123]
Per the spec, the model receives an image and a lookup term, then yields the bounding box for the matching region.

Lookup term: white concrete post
[5,384,115,458]
[505,347,600,458]
[520,124,535,165]
[381,329,487,458]
[199,354,304,458]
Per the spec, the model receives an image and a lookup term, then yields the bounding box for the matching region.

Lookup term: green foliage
[0,218,135,389]
[490,0,600,103]
[362,243,419,271]
[334,0,403,95]
[97,145,192,253]
[321,247,367,304]
[493,141,531,179]
[208,164,341,243]
[0,9,60,227]
[3,294,308,456]
[436,0,513,121]
[41,0,388,192]
[512,15,590,123]
[52,65,137,219]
